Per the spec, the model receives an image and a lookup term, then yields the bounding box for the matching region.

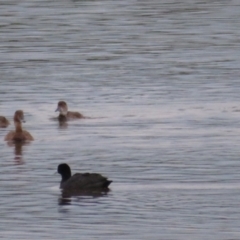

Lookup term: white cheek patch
[60,107,68,115]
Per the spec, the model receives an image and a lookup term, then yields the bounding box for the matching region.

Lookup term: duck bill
[55,106,60,112]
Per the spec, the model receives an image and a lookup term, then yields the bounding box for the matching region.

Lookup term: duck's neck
[61,171,71,184]
[59,108,68,116]
[14,121,23,133]
[58,114,67,122]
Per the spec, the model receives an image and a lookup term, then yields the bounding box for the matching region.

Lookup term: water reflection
[0,0,240,238]
[50,116,69,129]
[58,189,110,205]
[58,121,68,129]
[6,141,31,164]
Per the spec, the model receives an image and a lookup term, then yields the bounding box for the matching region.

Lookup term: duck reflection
[58,189,110,206]
[49,116,68,129]
[58,120,68,129]
[7,141,31,164]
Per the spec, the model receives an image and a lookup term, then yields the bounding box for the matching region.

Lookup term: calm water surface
[0,0,240,239]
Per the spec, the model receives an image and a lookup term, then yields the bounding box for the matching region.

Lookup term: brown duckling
[57,163,112,191]
[4,110,34,142]
[0,116,10,128]
[55,101,84,122]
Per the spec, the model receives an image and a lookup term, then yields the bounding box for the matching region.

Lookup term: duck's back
[4,130,15,141]
[61,173,112,190]
[4,130,34,142]
[22,130,34,141]
[67,111,84,119]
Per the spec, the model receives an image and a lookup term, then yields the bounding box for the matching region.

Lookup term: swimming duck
[0,116,10,128]
[55,101,84,122]
[4,110,34,142]
[57,163,112,191]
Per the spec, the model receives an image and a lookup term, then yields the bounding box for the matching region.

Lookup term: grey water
[0,0,240,239]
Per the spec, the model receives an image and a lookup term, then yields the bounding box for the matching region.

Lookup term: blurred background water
[0,0,240,239]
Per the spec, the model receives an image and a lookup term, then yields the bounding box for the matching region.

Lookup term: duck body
[0,116,10,128]
[66,111,83,119]
[4,110,34,142]
[5,130,34,142]
[58,163,112,191]
[56,101,84,121]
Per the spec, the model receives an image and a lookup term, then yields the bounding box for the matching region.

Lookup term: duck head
[55,101,68,116]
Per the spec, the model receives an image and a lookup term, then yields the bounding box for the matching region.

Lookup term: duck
[0,116,10,128]
[57,163,112,191]
[55,101,84,122]
[4,110,34,142]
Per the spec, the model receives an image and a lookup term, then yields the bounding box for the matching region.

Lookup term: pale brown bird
[0,116,10,128]
[4,110,34,142]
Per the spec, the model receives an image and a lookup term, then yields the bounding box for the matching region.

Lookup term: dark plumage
[57,163,112,191]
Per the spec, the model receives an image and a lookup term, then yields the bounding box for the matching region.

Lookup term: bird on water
[0,115,10,128]
[55,101,84,122]
[4,110,34,142]
[57,163,112,192]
